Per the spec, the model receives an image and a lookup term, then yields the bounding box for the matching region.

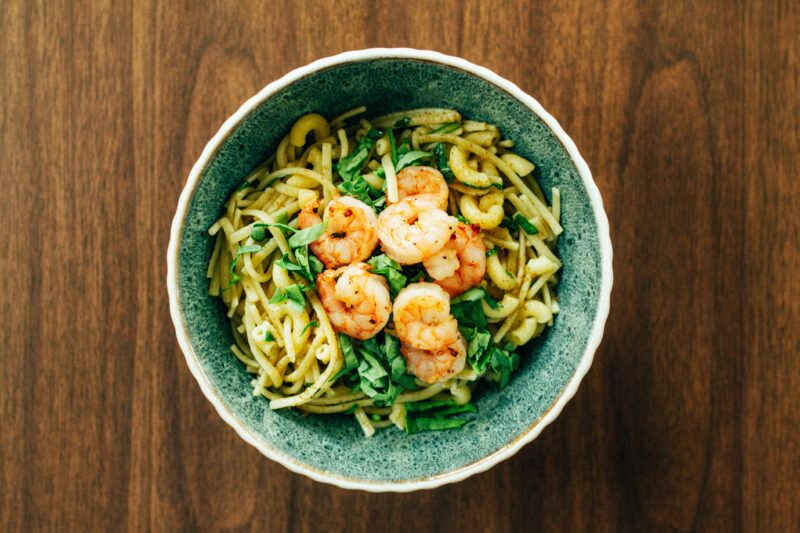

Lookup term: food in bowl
[206,106,562,436]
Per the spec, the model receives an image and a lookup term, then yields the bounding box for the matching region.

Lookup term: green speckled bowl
[167,49,612,492]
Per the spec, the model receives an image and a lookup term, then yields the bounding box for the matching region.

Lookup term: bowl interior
[177,58,602,484]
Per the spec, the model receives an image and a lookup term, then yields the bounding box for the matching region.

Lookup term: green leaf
[238,244,262,254]
[332,334,359,381]
[367,254,407,297]
[288,221,327,248]
[336,128,382,181]
[405,417,467,434]
[269,287,288,304]
[331,332,415,405]
[395,150,432,172]
[467,329,492,372]
[486,248,498,257]
[264,331,275,342]
[451,287,487,305]
[456,214,470,224]
[275,254,302,272]
[300,320,318,336]
[269,284,307,312]
[285,285,306,312]
[430,122,460,134]
[433,143,456,182]
[513,213,539,235]
[225,244,263,289]
[393,117,411,128]
[489,344,520,388]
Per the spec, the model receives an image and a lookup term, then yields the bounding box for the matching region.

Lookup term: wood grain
[1,1,798,531]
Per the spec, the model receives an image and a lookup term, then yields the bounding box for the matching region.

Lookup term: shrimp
[297,196,379,269]
[316,263,391,340]
[401,334,466,384]
[376,196,457,265]
[392,282,460,351]
[391,166,449,209]
[423,223,487,297]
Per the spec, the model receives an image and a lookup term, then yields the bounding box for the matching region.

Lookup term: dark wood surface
[2,1,798,531]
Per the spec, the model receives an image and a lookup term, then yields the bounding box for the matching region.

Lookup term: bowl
[167,48,613,492]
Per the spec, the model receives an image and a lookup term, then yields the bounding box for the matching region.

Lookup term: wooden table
[2,1,798,531]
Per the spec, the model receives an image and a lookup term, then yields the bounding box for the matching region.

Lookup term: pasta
[207,108,562,436]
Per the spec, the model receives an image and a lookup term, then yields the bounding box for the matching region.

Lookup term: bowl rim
[167,47,613,492]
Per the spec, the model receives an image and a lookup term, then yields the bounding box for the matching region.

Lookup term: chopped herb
[430,122,460,134]
[275,253,303,272]
[433,143,456,182]
[225,244,262,289]
[332,331,415,405]
[332,333,359,380]
[488,343,520,388]
[367,254,407,297]
[456,214,470,224]
[268,284,307,312]
[513,213,539,235]
[467,329,492,372]
[336,128,386,210]
[395,150,432,172]
[264,331,275,342]
[486,248,498,257]
[371,414,381,422]
[300,320,318,336]
[405,417,467,434]
[293,246,324,282]
[451,287,488,305]
[393,117,411,128]
[288,221,327,248]
[403,397,478,434]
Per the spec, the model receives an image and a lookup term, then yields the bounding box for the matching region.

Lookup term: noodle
[207,108,562,436]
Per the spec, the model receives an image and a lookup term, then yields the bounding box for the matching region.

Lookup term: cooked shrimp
[316,263,391,340]
[376,196,457,265]
[401,334,466,384]
[392,282,460,351]
[392,165,449,209]
[423,223,487,297]
[298,197,379,269]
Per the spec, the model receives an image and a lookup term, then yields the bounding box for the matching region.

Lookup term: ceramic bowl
[167,48,612,492]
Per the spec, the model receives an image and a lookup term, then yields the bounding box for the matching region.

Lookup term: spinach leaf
[405,417,467,433]
[335,129,386,210]
[403,397,477,434]
[268,284,307,312]
[489,343,520,388]
[288,221,326,248]
[367,254,407,297]
[225,244,262,289]
[300,320,318,336]
[332,331,416,406]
